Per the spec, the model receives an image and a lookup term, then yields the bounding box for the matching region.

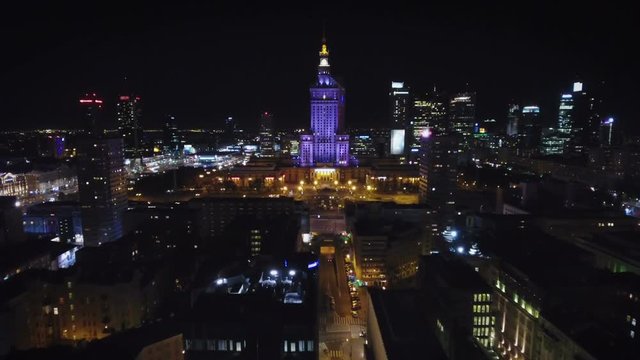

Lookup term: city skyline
[0,3,637,133]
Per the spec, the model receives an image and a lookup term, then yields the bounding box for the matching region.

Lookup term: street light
[289,270,296,276]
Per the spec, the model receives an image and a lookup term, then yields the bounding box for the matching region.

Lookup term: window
[217,339,226,351]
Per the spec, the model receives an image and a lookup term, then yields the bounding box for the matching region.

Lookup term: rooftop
[368,288,447,360]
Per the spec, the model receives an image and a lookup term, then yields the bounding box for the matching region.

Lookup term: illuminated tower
[300,35,349,166]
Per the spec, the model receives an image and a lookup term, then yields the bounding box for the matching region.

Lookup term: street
[318,235,367,360]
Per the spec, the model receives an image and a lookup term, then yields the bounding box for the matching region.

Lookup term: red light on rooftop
[119,96,130,101]
[79,99,93,103]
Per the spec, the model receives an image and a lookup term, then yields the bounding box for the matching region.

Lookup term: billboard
[390,129,405,155]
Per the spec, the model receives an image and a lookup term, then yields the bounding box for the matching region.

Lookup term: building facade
[299,36,349,167]
[116,94,143,159]
[450,92,476,139]
[259,112,275,157]
[77,137,127,246]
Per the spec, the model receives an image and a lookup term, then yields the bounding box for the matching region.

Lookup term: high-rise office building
[299,35,349,166]
[390,81,410,129]
[390,82,411,155]
[163,115,181,155]
[116,94,142,159]
[419,130,460,232]
[259,112,275,157]
[411,90,447,153]
[557,82,601,155]
[79,93,104,135]
[506,104,520,137]
[519,106,542,156]
[450,92,476,138]
[223,116,238,145]
[540,128,567,156]
[77,95,127,246]
[77,138,127,246]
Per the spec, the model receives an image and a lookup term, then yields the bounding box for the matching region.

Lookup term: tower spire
[318,30,330,75]
[322,21,326,43]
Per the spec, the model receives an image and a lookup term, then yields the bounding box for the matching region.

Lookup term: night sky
[0,2,638,133]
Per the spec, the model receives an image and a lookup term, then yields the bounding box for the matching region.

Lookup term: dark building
[218,215,300,259]
[450,92,476,139]
[367,288,448,360]
[419,131,460,234]
[77,104,127,247]
[116,94,143,159]
[418,254,495,359]
[223,116,238,146]
[190,196,305,242]
[22,201,82,244]
[163,115,181,155]
[558,82,601,155]
[347,128,389,158]
[79,93,104,135]
[599,116,621,148]
[519,106,542,157]
[184,255,318,360]
[0,253,166,352]
[126,201,198,250]
[469,214,640,359]
[0,196,26,244]
[506,104,520,137]
[259,112,275,157]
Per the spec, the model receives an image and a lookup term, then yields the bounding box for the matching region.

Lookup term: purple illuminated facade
[299,37,349,166]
